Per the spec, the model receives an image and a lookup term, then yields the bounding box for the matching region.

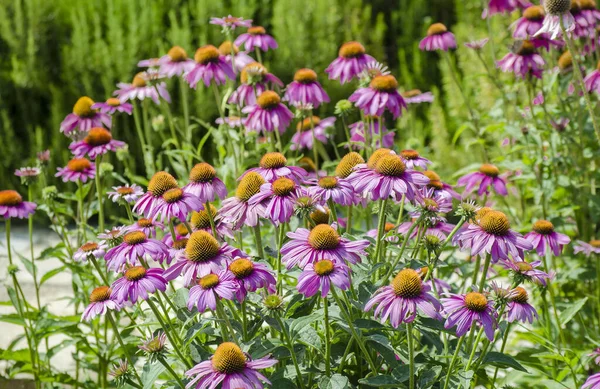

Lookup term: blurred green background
[1,0,499,190]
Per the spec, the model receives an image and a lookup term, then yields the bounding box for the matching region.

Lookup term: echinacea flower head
[454,210,533,262]
[91,98,133,115]
[464,38,490,50]
[104,231,170,272]
[244,152,307,183]
[497,40,545,79]
[367,222,400,243]
[138,332,168,362]
[584,63,600,94]
[153,187,203,222]
[111,266,167,304]
[536,0,575,39]
[291,116,336,150]
[56,158,96,183]
[443,292,497,341]
[583,372,600,389]
[163,230,244,285]
[349,75,407,119]
[325,41,375,84]
[574,239,600,257]
[157,45,195,78]
[220,172,267,229]
[297,259,350,298]
[347,117,394,150]
[513,6,546,38]
[506,287,538,323]
[457,164,508,197]
[185,342,277,389]
[348,153,430,201]
[589,348,600,366]
[335,152,365,179]
[229,257,276,300]
[503,259,552,286]
[210,15,253,30]
[37,150,50,164]
[114,72,171,105]
[107,184,144,203]
[365,268,442,327]
[308,176,355,206]
[486,0,522,17]
[400,149,431,170]
[281,224,369,269]
[218,41,254,73]
[234,26,278,52]
[60,96,111,137]
[359,61,391,82]
[183,163,228,204]
[230,63,284,107]
[133,171,179,218]
[419,23,457,51]
[14,167,41,185]
[190,205,235,240]
[0,190,36,219]
[81,286,120,321]
[249,177,305,225]
[69,127,125,160]
[185,45,235,89]
[125,218,164,239]
[187,270,238,312]
[415,187,453,215]
[283,68,330,108]
[401,89,435,105]
[74,242,107,263]
[423,170,461,199]
[109,359,131,386]
[242,91,294,135]
[524,220,571,256]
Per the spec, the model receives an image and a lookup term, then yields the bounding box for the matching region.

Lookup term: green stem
[158,355,186,388]
[204,201,218,238]
[27,185,41,310]
[276,224,286,294]
[95,157,104,232]
[382,216,422,282]
[253,225,264,258]
[443,336,465,389]
[373,199,388,265]
[407,323,415,389]
[106,312,143,387]
[346,204,353,234]
[146,299,192,368]
[275,314,306,389]
[327,199,338,226]
[216,299,237,343]
[464,327,484,371]
[478,254,491,292]
[491,322,512,386]
[324,297,331,377]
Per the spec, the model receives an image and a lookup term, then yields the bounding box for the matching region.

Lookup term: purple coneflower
[138,332,167,358]
[229,62,283,107]
[402,89,435,105]
[308,176,355,206]
[185,342,277,389]
[464,38,490,50]
[104,231,170,272]
[290,116,335,151]
[137,58,161,68]
[114,72,171,105]
[108,184,144,203]
[158,46,195,78]
[506,287,538,323]
[419,267,452,294]
[348,117,394,150]
[454,210,532,262]
[91,98,133,115]
[185,45,235,88]
[536,0,575,39]
[297,259,350,298]
[349,75,407,119]
[325,41,375,84]
[583,373,600,389]
[581,0,600,24]
[133,171,179,218]
[74,242,107,263]
[400,149,431,170]
[249,177,305,225]
[419,23,457,51]
[163,230,244,285]
[152,187,203,222]
[365,268,442,327]
[513,6,545,38]
[398,218,454,239]
[486,0,530,17]
[69,127,125,160]
[524,220,570,256]
[98,226,125,247]
[228,257,276,301]
[164,236,189,260]
[497,40,545,79]
[502,259,552,286]
[210,15,253,30]
[220,172,268,230]
[423,170,461,199]
[60,96,111,137]
[190,205,235,240]
[81,286,120,321]
[281,224,369,269]
[218,41,254,73]
[187,271,238,312]
[585,62,600,94]
[574,239,600,256]
[443,291,497,341]
[111,266,167,304]
[0,190,36,219]
[234,26,278,52]
[457,164,508,196]
[56,158,96,183]
[125,218,164,239]
[571,1,595,37]
[183,162,228,203]
[415,188,453,215]
[37,150,50,164]
[367,222,400,243]
[243,152,307,183]
[283,68,330,108]
[243,91,293,135]
[348,152,429,201]
[590,348,600,365]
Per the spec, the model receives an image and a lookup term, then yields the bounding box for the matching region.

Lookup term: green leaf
[297,325,321,350]
[141,362,166,389]
[366,334,399,367]
[40,266,67,285]
[173,288,189,309]
[319,373,349,389]
[0,348,31,362]
[483,352,528,372]
[559,297,587,326]
[358,375,404,387]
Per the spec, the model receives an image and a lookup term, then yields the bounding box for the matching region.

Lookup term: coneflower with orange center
[443,292,497,340]
[217,40,254,73]
[308,175,356,206]
[220,172,268,230]
[124,217,164,239]
[153,187,204,223]
[133,171,179,218]
[244,152,308,183]
[283,68,330,108]
[183,162,228,203]
[185,45,235,89]
[228,257,276,301]
[349,75,407,119]
[290,116,336,151]
[73,241,107,263]
[81,286,120,321]
[114,71,171,105]
[190,205,235,240]
[242,90,293,135]
[234,25,278,52]
[0,190,37,219]
[506,286,538,323]
[111,266,167,304]
[456,163,508,196]
[325,41,375,84]
[524,220,571,256]
[187,270,239,312]
[107,183,144,203]
[56,158,96,183]
[419,23,457,51]
[104,230,170,272]
[229,62,283,107]
[297,259,350,298]
[91,98,133,115]
[60,96,111,136]
[158,45,195,78]
[248,177,305,225]
[497,40,545,79]
[69,127,126,160]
